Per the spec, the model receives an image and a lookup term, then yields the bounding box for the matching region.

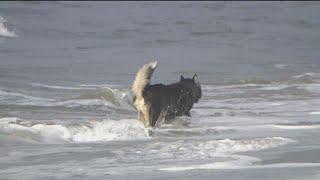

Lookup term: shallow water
[1,2,320,180]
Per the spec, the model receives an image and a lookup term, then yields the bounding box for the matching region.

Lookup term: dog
[132,60,202,128]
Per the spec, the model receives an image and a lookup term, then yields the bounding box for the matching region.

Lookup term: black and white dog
[132,61,202,127]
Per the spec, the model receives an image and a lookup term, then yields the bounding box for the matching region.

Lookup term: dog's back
[143,81,200,126]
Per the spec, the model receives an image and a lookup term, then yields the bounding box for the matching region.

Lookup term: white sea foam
[272,124,320,130]
[70,119,149,142]
[198,137,296,154]
[160,155,259,171]
[0,118,149,143]
[159,137,296,171]
[160,162,320,171]
[0,16,17,37]
[309,111,320,115]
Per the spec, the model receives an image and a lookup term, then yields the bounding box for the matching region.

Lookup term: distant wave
[293,72,320,79]
[0,117,149,143]
[0,16,17,38]
[202,72,320,91]
[291,72,320,83]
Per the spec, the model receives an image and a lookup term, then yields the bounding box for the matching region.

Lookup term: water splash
[0,16,17,38]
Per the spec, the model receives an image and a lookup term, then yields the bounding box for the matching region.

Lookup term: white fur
[132,61,158,127]
[132,61,157,98]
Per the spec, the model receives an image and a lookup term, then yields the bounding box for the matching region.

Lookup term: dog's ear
[193,74,200,85]
[180,75,185,81]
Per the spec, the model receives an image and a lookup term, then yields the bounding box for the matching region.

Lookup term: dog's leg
[138,111,144,121]
[143,104,152,127]
[138,110,150,128]
[151,106,162,127]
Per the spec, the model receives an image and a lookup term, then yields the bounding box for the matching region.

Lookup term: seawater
[1,2,320,180]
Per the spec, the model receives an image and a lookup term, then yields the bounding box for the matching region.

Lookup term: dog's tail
[132,61,158,98]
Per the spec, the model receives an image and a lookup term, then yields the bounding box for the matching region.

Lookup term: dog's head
[180,74,202,103]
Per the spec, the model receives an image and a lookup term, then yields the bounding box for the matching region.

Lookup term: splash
[0,16,17,38]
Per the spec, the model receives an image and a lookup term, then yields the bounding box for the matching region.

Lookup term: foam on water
[0,16,16,37]
[69,119,149,142]
[309,112,320,115]
[160,162,320,171]
[159,137,296,171]
[198,137,296,154]
[0,117,149,143]
[160,155,259,171]
[272,124,320,130]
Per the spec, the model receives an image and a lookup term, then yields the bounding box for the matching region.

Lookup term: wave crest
[0,118,149,144]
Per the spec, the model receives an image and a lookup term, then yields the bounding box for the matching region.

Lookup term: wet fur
[132,61,202,128]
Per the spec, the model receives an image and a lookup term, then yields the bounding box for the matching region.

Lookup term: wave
[291,72,320,83]
[31,83,96,90]
[0,87,135,111]
[0,117,149,144]
[272,124,320,130]
[0,16,17,38]
[156,137,295,171]
[220,78,272,86]
[79,84,124,88]
[151,125,235,137]
[160,161,320,171]
[309,111,320,115]
[0,89,54,106]
[198,137,296,154]
[159,155,259,171]
[202,72,320,92]
[73,87,134,109]
[31,83,125,91]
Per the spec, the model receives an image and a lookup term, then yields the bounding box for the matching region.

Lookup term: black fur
[140,74,201,127]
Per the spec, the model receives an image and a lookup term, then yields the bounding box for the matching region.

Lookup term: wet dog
[132,61,202,127]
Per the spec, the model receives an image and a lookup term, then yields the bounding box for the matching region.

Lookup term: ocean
[1,1,320,179]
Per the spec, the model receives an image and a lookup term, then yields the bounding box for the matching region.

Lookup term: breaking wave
[0,117,149,144]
